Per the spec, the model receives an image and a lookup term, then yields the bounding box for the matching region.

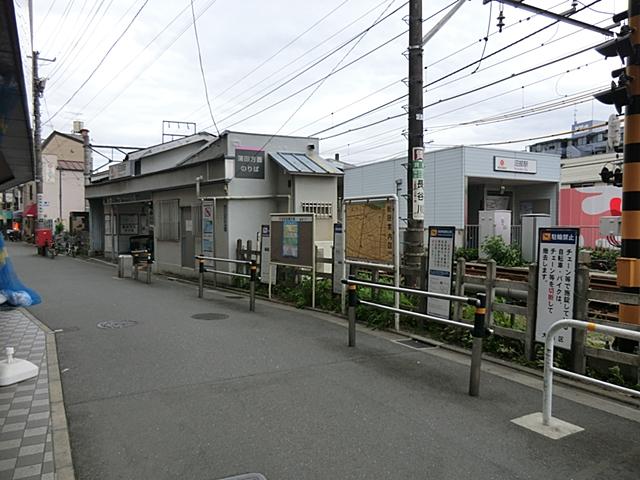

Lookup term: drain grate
[395,338,437,350]
[191,313,229,321]
[97,320,138,329]
[225,295,243,299]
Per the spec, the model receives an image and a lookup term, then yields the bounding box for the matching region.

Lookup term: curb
[21,308,76,480]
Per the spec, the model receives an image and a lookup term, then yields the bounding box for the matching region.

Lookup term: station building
[344,146,561,249]
[85,131,342,277]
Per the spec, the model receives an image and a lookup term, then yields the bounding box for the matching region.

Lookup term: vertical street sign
[332,223,344,294]
[535,227,580,350]
[260,224,271,285]
[202,200,214,265]
[412,146,424,221]
[426,226,455,318]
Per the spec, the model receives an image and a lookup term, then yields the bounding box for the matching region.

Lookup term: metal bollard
[198,259,205,298]
[249,261,257,312]
[146,254,152,284]
[347,276,357,347]
[469,292,487,397]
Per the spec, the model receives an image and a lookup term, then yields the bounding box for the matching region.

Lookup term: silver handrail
[543,319,640,426]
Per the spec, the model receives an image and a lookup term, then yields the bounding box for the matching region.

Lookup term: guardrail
[131,250,153,284]
[542,319,640,426]
[195,255,257,312]
[342,276,490,397]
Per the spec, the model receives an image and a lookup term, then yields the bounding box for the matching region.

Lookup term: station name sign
[235,148,265,179]
[494,156,537,174]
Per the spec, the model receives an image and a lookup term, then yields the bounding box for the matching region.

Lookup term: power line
[190,0,221,136]
[40,0,77,49]
[36,0,60,32]
[319,41,602,140]
[83,0,231,122]
[46,0,151,124]
[204,1,410,131]
[467,121,608,147]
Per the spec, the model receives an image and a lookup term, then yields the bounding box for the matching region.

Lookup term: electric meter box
[521,214,551,263]
[599,216,621,236]
[479,210,511,259]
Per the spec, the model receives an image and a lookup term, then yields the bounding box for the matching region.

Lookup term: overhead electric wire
[472,0,492,73]
[190,0,221,136]
[46,0,151,124]
[81,0,224,117]
[310,0,605,138]
[214,0,354,101]
[187,0,402,123]
[40,0,77,50]
[47,0,111,81]
[318,40,603,140]
[36,0,60,33]
[467,121,608,147]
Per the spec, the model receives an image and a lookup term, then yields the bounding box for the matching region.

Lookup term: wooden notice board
[345,200,394,265]
[270,214,315,268]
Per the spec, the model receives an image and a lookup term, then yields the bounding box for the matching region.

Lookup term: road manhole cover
[97,320,138,329]
[191,313,229,321]
[225,295,243,299]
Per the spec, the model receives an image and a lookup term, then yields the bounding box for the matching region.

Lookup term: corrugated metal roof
[269,152,341,175]
[57,160,84,171]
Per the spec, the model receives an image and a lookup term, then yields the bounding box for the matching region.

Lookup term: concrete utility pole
[80,128,91,212]
[32,51,45,228]
[405,0,425,287]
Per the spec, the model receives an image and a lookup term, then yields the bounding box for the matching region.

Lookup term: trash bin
[118,255,133,278]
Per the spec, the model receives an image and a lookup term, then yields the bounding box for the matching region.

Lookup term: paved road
[8,243,640,480]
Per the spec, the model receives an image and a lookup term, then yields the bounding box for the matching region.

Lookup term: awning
[0,1,35,190]
[268,152,342,175]
[24,203,36,217]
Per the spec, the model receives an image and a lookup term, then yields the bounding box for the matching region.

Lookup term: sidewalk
[0,308,73,480]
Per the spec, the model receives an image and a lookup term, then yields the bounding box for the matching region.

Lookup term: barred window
[300,202,332,218]
[157,199,179,241]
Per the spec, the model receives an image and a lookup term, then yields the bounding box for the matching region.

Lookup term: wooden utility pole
[405,0,425,287]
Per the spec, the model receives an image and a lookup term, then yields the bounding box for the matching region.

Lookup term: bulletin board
[344,199,395,265]
[270,214,315,268]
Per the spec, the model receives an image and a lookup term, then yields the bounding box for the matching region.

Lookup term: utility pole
[32,51,45,229]
[405,0,425,287]
[618,0,640,350]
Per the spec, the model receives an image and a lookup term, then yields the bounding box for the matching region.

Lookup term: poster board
[119,214,139,235]
[202,200,214,264]
[426,226,455,319]
[344,200,394,265]
[535,227,579,350]
[332,223,344,294]
[270,214,315,268]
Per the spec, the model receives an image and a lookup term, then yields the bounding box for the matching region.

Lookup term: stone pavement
[0,308,73,480]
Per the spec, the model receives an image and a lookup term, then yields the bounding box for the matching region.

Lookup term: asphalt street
[7,242,640,480]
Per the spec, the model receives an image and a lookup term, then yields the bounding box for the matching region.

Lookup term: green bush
[588,248,619,272]
[55,222,64,235]
[455,247,478,262]
[481,236,525,267]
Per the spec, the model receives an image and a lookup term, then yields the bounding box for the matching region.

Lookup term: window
[134,161,141,176]
[300,202,333,218]
[157,199,179,241]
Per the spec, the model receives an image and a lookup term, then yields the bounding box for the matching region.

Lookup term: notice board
[535,227,579,350]
[202,200,214,263]
[345,200,394,265]
[426,226,455,319]
[270,214,314,267]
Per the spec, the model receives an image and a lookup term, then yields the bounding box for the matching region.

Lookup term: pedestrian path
[0,309,55,480]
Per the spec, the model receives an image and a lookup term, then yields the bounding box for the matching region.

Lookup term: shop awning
[24,203,36,217]
[0,1,35,190]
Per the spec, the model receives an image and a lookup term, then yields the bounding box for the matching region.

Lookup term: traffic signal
[600,166,623,186]
[595,25,634,61]
[594,80,629,114]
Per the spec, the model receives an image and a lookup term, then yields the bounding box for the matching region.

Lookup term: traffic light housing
[600,166,623,186]
[595,26,634,61]
[594,80,630,114]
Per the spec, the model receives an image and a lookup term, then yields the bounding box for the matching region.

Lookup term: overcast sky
[33,0,624,165]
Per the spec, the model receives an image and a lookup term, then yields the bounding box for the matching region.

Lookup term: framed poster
[282,219,299,258]
[202,200,214,262]
[426,226,455,319]
[119,214,139,235]
[332,223,344,294]
[535,227,580,349]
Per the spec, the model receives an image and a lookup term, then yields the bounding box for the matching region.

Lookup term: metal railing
[131,250,153,284]
[342,276,490,397]
[543,319,640,426]
[195,255,257,312]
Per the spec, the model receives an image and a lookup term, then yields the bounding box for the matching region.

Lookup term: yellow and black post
[249,261,257,312]
[347,277,358,347]
[618,0,640,350]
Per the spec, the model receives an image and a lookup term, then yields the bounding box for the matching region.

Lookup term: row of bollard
[197,258,257,312]
[345,275,488,397]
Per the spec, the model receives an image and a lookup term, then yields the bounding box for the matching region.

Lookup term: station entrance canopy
[0,1,34,190]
